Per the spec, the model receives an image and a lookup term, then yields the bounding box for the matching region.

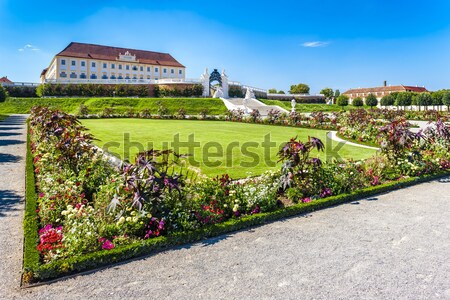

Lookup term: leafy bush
[365,94,378,107]
[0,85,8,102]
[228,85,244,98]
[352,97,363,107]
[336,95,349,109]
[380,95,395,106]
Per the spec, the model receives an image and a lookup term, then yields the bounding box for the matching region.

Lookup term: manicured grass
[82,119,377,178]
[260,100,372,112]
[0,97,228,115]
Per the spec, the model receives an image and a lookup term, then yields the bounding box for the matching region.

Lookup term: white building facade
[41,42,185,84]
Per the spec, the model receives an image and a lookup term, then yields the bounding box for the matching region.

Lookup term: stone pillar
[200,68,210,97]
[221,69,229,98]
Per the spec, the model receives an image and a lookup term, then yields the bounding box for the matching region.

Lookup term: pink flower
[302,197,312,203]
[102,239,115,250]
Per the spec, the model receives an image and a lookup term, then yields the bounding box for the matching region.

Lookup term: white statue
[243,88,253,114]
[213,87,224,98]
[291,99,296,112]
[200,68,210,97]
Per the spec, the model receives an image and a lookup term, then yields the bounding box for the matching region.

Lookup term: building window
[81,61,86,67]
[132,66,138,71]
[170,69,174,74]
[125,75,130,79]
[61,59,66,65]
[147,67,151,72]
[163,68,167,74]
[119,64,122,70]
[92,62,96,68]
[155,67,159,72]
[102,63,107,68]
[80,73,86,79]
[140,66,143,72]
[179,70,182,75]
[90,74,97,79]
[147,75,150,79]
[132,75,137,80]
[102,75,108,79]
[60,72,67,78]
[71,61,76,66]
[70,72,77,78]
[126,65,130,70]
[110,75,116,79]
[118,75,123,79]
[111,64,115,69]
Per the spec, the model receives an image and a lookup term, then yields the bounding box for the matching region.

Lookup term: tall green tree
[365,94,378,108]
[395,92,412,110]
[320,87,334,100]
[442,91,450,111]
[289,83,310,94]
[0,85,8,102]
[278,90,285,94]
[336,95,349,110]
[416,92,433,110]
[380,95,394,106]
[334,89,341,98]
[268,88,277,94]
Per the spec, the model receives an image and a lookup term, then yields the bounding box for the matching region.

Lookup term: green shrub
[365,94,378,107]
[0,85,8,102]
[380,95,394,106]
[336,95,349,109]
[352,97,363,107]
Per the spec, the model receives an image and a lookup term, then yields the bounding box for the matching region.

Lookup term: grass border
[22,127,449,284]
[335,132,380,148]
[22,121,40,284]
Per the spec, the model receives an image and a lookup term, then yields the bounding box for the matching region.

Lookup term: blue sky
[1,0,450,93]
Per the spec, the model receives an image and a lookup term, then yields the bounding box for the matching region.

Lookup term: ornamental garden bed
[22,106,450,284]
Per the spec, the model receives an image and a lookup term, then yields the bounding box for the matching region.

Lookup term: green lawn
[260,99,372,112]
[0,97,228,115]
[82,119,377,178]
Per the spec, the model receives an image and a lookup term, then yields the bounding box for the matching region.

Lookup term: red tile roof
[343,85,428,95]
[56,42,185,68]
[0,76,13,84]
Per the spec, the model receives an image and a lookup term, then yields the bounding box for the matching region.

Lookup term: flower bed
[23,107,450,284]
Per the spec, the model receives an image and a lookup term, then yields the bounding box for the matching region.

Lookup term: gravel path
[0,115,27,299]
[1,115,449,299]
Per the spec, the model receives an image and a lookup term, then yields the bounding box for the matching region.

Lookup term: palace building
[343,82,428,101]
[40,42,185,84]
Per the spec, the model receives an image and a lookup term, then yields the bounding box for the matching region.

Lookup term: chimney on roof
[383,80,387,87]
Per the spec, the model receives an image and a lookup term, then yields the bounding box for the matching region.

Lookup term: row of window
[60,59,182,74]
[60,72,167,80]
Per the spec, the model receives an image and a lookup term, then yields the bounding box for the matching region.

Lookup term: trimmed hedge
[23,130,449,283]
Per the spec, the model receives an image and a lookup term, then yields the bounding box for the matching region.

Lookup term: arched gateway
[200,68,229,98]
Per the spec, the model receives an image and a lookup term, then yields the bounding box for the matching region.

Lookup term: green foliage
[289,83,310,94]
[228,85,244,98]
[365,94,378,107]
[320,87,334,99]
[416,92,433,108]
[352,97,363,107]
[0,85,8,102]
[268,88,277,93]
[278,90,285,94]
[395,92,412,107]
[334,89,340,98]
[442,91,450,110]
[23,126,41,279]
[4,85,37,97]
[156,84,203,97]
[380,95,395,106]
[336,95,349,108]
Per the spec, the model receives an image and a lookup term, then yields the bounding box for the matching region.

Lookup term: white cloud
[302,41,330,48]
[18,44,40,52]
